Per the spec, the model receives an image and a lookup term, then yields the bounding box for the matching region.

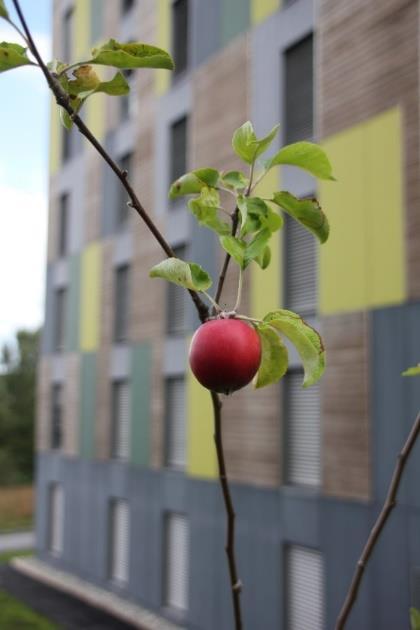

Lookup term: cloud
[0,24,51,61]
[0,185,47,345]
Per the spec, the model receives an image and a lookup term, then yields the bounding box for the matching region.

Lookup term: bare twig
[336,411,420,630]
[11,0,208,324]
[211,391,243,630]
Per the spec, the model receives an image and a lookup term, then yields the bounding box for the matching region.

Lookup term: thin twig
[211,391,243,630]
[233,267,243,312]
[335,411,420,630]
[11,0,208,324]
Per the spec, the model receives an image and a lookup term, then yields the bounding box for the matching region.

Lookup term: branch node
[233,580,243,593]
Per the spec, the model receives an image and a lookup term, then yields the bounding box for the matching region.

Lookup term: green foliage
[265,141,335,181]
[0,590,58,630]
[411,608,420,630]
[0,42,34,73]
[220,228,271,270]
[271,191,329,243]
[169,168,220,199]
[220,170,248,191]
[238,196,283,237]
[0,0,9,19]
[188,188,231,236]
[402,364,420,377]
[90,39,174,70]
[263,310,325,387]
[232,121,280,164]
[0,329,40,485]
[254,325,288,388]
[149,257,212,291]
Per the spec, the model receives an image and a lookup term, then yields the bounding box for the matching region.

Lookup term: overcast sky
[0,0,52,347]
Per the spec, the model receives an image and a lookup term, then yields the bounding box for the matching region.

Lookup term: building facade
[37,0,420,628]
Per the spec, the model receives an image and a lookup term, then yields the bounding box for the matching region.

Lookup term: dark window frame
[113,264,131,343]
[172,0,189,78]
[57,193,69,258]
[50,383,63,450]
[53,287,67,352]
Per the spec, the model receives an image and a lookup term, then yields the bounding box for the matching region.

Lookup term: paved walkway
[0,563,137,629]
[0,530,35,552]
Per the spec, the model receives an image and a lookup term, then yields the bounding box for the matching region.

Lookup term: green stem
[235,314,263,326]
[203,292,222,313]
[233,268,243,313]
[6,17,28,44]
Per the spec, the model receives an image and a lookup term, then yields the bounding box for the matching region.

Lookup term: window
[54,287,67,352]
[166,245,186,335]
[51,384,63,450]
[114,265,130,342]
[284,34,313,143]
[165,377,186,469]
[120,70,136,121]
[164,513,189,612]
[284,371,321,487]
[284,214,317,316]
[49,483,64,556]
[121,0,135,15]
[116,153,132,227]
[57,193,69,258]
[172,0,189,77]
[109,499,130,585]
[170,116,188,185]
[111,381,131,460]
[286,545,324,630]
[62,8,74,63]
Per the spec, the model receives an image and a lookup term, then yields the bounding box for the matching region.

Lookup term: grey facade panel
[41,265,54,354]
[191,0,222,68]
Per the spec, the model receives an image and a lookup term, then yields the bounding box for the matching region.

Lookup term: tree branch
[211,391,243,630]
[335,410,420,630]
[11,0,208,324]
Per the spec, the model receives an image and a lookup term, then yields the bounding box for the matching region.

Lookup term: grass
[0,485,33,533]
[0,549,34,565]
[0,590,59,629]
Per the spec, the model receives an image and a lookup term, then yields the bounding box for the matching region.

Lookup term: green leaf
[272,191,329,243]
[63,66,129,99]
[0,1,9,19]
[237,195,248,234]
[254,324,288,388]
[149,258,212,291]
[410,608,420,630]
[265,141,335,181]
[219,236,246,268]
[47,59,68,74]
[244,228,272,266]
[221,170,248,191]
[0,42,34,73]
[90,39,174,70]
[264,309,325,387]
[255,245,271,269]
[93,71,130,96]
[232,121,280,165]
[188,188,230,236]
[402,364,420,377]
[169,168,220,199]
[241,196,283,236]
[59,96,82,130]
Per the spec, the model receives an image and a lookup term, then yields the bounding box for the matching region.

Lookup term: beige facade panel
[321,311,371,500]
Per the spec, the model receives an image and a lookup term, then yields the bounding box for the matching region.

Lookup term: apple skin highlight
[189,319,262,394]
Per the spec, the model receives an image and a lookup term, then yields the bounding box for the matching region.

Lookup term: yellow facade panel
[80,242,101,351]
[85,95,106,142]
[251,0,281,25]
[186,364,217,479]
[74,0,90,60]
[49,99,61,175]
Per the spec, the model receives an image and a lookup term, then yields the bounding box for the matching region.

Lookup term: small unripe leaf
[221,170,248,190]
[265,141,335,181]
[0,1,9,19]
[271,191,329,243]
[90,39,174,70]
[254,324,288,388]
[188,188,230,236]
[149,258,212,291]
[169,168,219,199]
[264,309,325,387]
[232,121,280,165]
[0,42,34,73]
[402,364,420,377]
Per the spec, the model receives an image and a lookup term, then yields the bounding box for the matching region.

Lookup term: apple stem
[202,291,223,313]
[233,267,243,313]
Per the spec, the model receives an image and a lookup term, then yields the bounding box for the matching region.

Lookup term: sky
[0,0,52,348]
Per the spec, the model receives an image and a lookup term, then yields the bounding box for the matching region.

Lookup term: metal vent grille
[287,545,324,630]
[112,381,131,460]
[284,215,317,316]
[165,513,189,611]
[285,371,321,487]
[285,34,313,143]
[49,483,64,556]
[165,378,186,469]
[110,499,130,585]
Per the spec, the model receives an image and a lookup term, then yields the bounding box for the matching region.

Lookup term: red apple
[189,318,261,394]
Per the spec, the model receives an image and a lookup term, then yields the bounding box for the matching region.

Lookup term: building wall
[38,0,420,628]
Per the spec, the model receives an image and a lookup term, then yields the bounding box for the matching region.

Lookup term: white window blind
[49,483,64,556]
[285,371,321,487]
[110,499,130,585]
[287,545,324,630]
[112,381,131,460]
[165,378,186,469]
[285,215,317,316]
[165,514,189,612]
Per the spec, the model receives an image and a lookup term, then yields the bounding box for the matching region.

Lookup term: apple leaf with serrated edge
[254,324,288,388]
[232,121,280,165]
[264,309,325,387]
[188,187,230,236]
[90,39,174,70]
[271,191,329,243]
[265,141,335,181]
[169,168,220,199]
[149,258,212,291]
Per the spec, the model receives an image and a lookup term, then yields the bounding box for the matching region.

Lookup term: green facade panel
[221,0,250,46]
[131,343,152,466]
[67,254,80,352]
[79,352,96,458]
